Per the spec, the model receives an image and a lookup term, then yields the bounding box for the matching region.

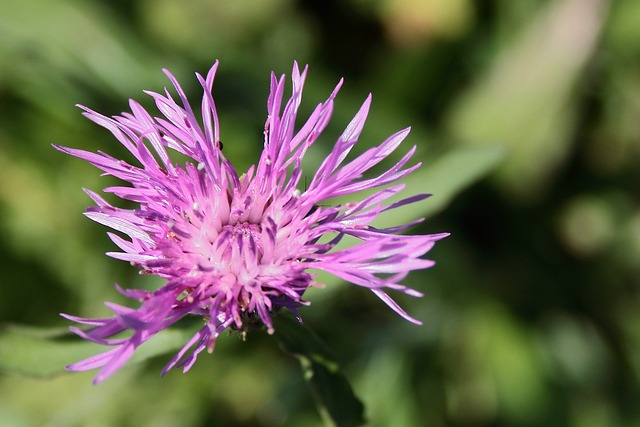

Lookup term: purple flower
[56,61,448,384]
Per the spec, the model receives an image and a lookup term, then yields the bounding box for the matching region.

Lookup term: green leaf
[0,324,193,379]
[0,325,98,378]
[397,145,505,219]
[273,315,366,427]
[325,145,503,232]
[364,145,504,231]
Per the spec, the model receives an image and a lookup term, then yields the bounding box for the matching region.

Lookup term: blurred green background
[1,0,639,426]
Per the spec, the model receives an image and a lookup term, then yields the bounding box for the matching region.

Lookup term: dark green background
[1,0,639,426]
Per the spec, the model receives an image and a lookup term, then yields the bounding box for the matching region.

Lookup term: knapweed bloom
[57,61,448,384]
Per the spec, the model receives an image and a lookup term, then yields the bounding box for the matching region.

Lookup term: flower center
[214,222,264,273]
[221,222,261,235]
[220,222,262,253]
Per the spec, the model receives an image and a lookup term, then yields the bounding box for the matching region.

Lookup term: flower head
[57,61,448,383]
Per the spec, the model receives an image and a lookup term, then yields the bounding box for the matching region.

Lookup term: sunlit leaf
[387,145,505,224]
[0,324,192,379]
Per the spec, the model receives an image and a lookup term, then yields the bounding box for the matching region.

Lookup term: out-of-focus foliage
[0,0,638,426]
